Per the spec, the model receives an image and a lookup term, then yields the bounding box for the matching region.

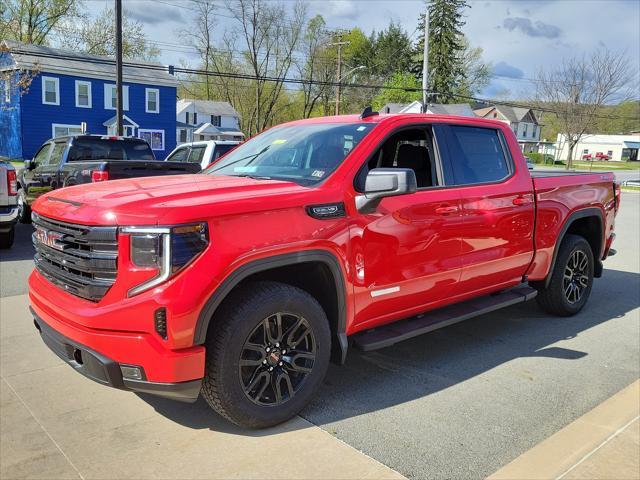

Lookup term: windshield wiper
[234,174,273,180]
[209,145,270,173]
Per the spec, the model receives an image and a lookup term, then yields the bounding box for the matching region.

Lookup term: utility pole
[421,1,430,112]
[331,31,350,116]
[115,0,123,136]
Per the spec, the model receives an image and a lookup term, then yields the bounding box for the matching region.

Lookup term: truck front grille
[32,213,118,302]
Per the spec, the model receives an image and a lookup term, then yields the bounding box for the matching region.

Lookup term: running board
[352,286,538,351]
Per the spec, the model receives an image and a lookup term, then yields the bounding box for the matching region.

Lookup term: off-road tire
[0,226,15,249]
[17,189,31,224]
[536,234,594,316]
[201,281,331,429]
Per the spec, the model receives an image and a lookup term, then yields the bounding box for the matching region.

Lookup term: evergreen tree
[412,0,469,103]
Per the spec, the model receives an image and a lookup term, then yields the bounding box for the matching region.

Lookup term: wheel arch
[194,250,349,364]
[543,207,604,288]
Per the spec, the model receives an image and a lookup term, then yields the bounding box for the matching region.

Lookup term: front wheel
[201,281,331,428]
[17,190,31,224]
[536,234,594,316]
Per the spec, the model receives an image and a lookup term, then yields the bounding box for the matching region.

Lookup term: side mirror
[24,159,34,170]
[356,168,417,213]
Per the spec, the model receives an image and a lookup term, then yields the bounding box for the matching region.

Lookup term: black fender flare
[544,207,604,287]
[193,249,349,364]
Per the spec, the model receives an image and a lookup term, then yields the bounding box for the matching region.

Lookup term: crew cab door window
[439,125,511,186]
[187,146,207,164]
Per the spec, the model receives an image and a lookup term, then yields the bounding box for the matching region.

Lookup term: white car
[165,140,241,170]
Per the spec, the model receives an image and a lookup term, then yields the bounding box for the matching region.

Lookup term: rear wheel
[201,281,331,428]
[17,190,31,224]
[0,226,15,249]
[536,234,594,316]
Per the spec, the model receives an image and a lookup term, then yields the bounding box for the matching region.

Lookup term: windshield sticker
[357,126,367,131]
[311,170,325,178]
[272,139,287,145]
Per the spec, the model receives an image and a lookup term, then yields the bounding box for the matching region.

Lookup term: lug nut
[275,342,280,347]
[278,361,283,366]
[266,347,271,353]
[282,349,286,354]
[269,367,273,371]
[263,360,267,364]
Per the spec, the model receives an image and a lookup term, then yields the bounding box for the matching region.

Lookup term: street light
[335,65,365,115]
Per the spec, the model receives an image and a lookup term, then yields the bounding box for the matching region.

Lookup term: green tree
[412,0,476,103]
[372,72,422,110]
[1,0,82,45]
[57,6,159,61]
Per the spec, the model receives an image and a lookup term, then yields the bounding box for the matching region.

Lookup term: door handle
[513,195,533,206]
[435,205,459,215]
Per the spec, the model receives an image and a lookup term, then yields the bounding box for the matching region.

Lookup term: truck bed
[530,169,614,178]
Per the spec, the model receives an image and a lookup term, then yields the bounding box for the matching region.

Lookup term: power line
[8,48,640,121]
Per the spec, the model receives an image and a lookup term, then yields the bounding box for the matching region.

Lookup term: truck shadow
[0,222,35,262]
[138,267,639,436]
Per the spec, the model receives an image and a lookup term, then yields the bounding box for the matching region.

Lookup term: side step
[352,286,538,351]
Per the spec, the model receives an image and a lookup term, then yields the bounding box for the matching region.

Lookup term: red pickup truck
[29,111,620,428]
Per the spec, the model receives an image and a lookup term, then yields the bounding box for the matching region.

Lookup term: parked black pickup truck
[17,135,200,223]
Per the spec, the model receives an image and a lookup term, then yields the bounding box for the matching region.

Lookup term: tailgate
[104,161,201,180]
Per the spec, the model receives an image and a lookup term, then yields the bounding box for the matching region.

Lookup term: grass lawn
[621,185,640,192]
[542,161,640,171]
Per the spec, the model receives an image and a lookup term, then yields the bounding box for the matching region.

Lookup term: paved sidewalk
[0,294,405,480]
[488,380,640,480]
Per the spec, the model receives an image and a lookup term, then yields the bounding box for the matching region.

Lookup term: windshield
[69,138,155,161]
[204,123,374,185]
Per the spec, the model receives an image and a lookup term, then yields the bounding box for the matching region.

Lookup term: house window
[104,84,129,110]
[193,112,198,124]
[139,129,165,151]
[179,129,187,143]
[607,150,613,157]
[42,76,60,105]
[512,123,517,133]
[211,115,221,127]
[522,124,528,137]
[583,149,589,154]
[185,112,190,124]
[146,88,159,113]
[52,124,83,138]
[75,80,92,108]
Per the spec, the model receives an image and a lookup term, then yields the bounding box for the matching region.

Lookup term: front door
[436,124,535,297]
[351,126,464,330]
[23,142,54,204]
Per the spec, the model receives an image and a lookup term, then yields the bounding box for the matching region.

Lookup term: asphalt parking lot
[1,193,638,479]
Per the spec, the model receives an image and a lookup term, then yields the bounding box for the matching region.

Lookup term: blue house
[0,40,178,160]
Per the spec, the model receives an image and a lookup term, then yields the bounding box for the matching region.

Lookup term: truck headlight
[122,223,208,297]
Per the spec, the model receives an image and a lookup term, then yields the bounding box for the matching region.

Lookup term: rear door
[437,124,535,297]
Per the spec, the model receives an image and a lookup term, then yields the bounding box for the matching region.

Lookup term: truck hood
[33,174,311,225]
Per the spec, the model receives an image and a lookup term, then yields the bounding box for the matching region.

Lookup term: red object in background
[27,113,619,407]
[91,170,109,182]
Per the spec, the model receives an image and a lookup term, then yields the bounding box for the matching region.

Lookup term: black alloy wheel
[563,249,590,304]
[239,313,316,406]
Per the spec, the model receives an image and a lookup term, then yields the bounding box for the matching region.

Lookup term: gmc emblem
[35,228,65,251]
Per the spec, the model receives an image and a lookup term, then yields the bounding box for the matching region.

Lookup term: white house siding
[556,133,640,162]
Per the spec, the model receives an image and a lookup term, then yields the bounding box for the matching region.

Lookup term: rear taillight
[7,170,17,196]
[91,170,109,182]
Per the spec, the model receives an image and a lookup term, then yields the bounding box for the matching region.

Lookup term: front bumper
[0,206,18,230]
[32,309,202,402]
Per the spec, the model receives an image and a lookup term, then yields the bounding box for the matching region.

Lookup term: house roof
[1,40,178,87]
[426,103,475,117]
[380,103,409,114]
[103,115,139,127]
[177,99,239,117]
[474,104,538,124]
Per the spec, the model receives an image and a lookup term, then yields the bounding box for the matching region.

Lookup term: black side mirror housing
[356,168,417,213]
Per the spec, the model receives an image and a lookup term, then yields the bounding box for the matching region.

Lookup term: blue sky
[110,0,640,99]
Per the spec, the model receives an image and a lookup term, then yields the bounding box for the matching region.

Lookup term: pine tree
[412,0,469,103]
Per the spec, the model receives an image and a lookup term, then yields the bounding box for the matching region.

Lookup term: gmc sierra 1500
[28,111,619,428]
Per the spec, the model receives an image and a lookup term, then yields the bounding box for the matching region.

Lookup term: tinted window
[68,138,155,161]
[213,143,236,161]
[442,126,510,185]
[188,146,206,164]
[47,143,67,166]
[167,147,189,162]
[205,123,374,185]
